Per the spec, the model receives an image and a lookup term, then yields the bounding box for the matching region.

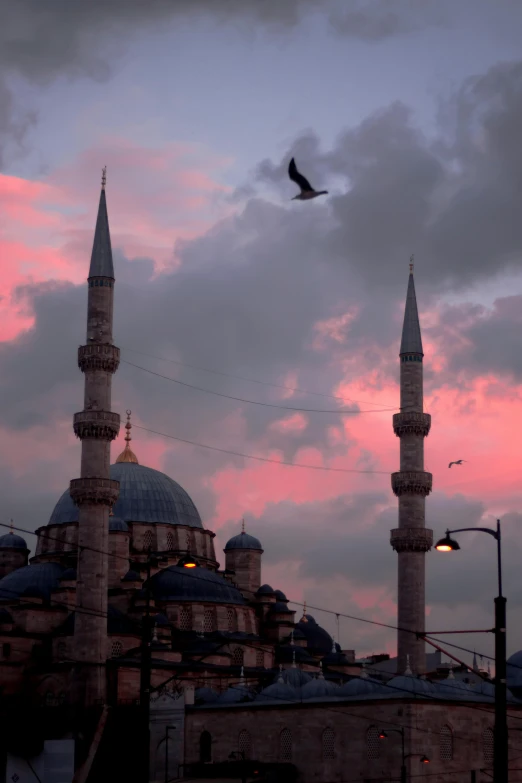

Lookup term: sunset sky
[2,0,522,668]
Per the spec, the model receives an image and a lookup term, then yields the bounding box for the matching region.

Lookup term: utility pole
[140,551,153,783]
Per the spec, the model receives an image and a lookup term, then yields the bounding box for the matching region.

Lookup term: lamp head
[378,730,387,739]
[420,755,430,764]
[177,553,198,569]
[435,531,460,552]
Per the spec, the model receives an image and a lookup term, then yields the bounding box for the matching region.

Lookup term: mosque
[1,178,522,782]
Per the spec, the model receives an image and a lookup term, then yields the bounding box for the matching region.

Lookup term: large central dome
[48,462,203,528]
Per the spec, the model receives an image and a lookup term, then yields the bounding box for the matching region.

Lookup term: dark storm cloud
[257,60,522,296]
[0,0,476,165]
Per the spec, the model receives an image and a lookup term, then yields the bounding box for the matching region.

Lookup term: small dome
[0,531,28,550]
[154,612,170,627]
[507,650,522,690]
[274,590,287,601]
[301,673,338,699]
[195,687,218,704]
[268,601,294,615]
[216,683,253,704]
[435,673,473,700]
[296,614,333,656]
[292,628,306,640]
[338,674,385,698]
[0,563,65,601]
[225,531,262,552]
[256,584,275,595]
[276,644,317,666]
[59,569,77,582]
[122,570,142,583]
[388,673,437,698]
[257,676,297,702]
[277,667,312,689]
[150,566,246,605]
[109,516,129,532]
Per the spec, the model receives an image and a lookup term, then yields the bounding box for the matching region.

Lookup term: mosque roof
[0,562,66,601]
[257,676,297,703]
[295,614,333,656]
[109,515,129,532]
[89,180,114,278]
[48,462,203,528]
[0,531,28,550]
[256,584,275,595]
[224,531,262,551]
[399,269,423,355]
[149,565,247,605]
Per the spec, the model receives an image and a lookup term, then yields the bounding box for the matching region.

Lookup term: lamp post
[164,725,176,783]
[435,519,507,783]
[379,728,429,782]
[229,750,247,783]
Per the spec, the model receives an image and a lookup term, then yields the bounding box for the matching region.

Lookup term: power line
[121,347,395,409]
[132,423,392,474]
[121,359,397,415]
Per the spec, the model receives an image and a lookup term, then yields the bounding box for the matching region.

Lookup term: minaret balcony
[390,527,433,553]
[393,412,431,438]
[73,411,120,441]
[70,478,120,507]
[78,344,120,373]
[391,471,432,497]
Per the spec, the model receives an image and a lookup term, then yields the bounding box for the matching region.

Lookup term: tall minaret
[390,259,433,675]
[70,169,121,705]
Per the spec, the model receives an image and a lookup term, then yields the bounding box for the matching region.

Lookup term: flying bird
[288,158,328,201]
[448,460,466,468]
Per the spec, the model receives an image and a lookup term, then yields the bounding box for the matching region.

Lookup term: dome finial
[404,654,412,675]
[116,410,139,464]
[9,519,13,531]
[300,601,308,623]
[241,518,245,533]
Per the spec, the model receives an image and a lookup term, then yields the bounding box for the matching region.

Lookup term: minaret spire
[390,263,433,675]
[70,175,120,705]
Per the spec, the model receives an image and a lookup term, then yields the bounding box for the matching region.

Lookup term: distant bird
[448,460,466,468]
[288,158,328,201]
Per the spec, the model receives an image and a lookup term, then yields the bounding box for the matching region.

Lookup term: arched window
[238,730,252,760]
[227,608,236,632]
[204,608,215,633]
[322,728,335,760]
[366,726,380,759]
[143,530,153,551]
[200,731,212,763]
[439,724,453,760]
[279,729,292,761]
[256,649,264,668]
[166,532,175,551]
[179,606,192,631]
[111,640,123,658]
[232,648,244,667]
[483,727,494,764]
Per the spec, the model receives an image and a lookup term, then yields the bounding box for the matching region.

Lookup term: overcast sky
[2,0,522,668]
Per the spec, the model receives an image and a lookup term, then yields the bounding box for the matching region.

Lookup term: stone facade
[185,699,522,782]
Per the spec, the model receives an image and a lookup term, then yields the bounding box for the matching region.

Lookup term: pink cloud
[0,139,234,341]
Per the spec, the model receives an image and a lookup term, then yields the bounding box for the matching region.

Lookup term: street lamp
[177,552,198,568]
[379,728,429,783]
[164,725,176,783]
[435,519,507,783]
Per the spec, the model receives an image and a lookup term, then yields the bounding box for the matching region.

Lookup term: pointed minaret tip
[89,169,114,279]
[399,256,423,356]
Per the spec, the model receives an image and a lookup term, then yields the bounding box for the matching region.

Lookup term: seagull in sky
[288,158,328,201]
[448,460,466,468]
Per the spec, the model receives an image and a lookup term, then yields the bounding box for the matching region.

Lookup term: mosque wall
[185,700,522,783]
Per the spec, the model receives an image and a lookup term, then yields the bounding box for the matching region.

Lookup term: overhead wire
[120,346,396,409]
[132,423,392,474]
[121,359,397,415]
